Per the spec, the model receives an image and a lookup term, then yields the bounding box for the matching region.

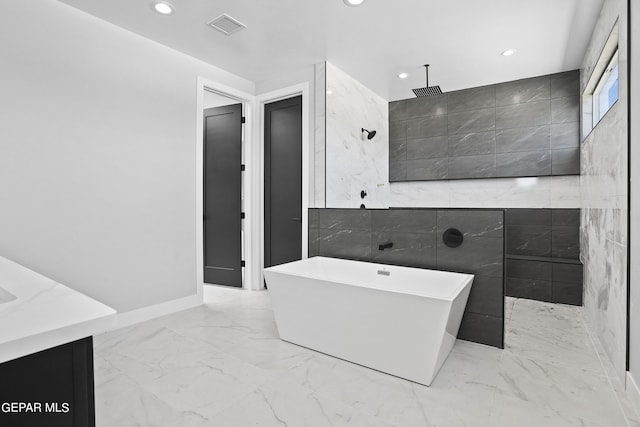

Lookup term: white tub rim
[264,256,473,302]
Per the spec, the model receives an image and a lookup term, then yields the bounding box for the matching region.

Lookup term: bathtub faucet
[378,242,393,250]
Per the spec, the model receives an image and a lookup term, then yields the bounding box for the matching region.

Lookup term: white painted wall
[325,63,390,208]
[0,1,254,314]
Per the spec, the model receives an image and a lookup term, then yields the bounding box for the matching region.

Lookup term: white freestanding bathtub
[263,256,473,386]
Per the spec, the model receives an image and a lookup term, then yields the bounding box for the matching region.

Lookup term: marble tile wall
[313,62,326,208]
[308,208,505,348]
[389,71,581,182]
[630,0,640,400]
[317,63,582,210]
[388,175,581,209]
[504,209,583,305]
[580,0,628,383]
[325,63,390,208]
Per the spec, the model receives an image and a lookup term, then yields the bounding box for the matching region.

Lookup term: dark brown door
[203,104,242,287]
[265,96,303,267]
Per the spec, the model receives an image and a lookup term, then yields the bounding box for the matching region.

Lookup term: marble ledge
[0,255,116,364]
[387,175,581,209]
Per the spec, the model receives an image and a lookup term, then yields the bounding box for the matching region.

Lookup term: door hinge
[241,260,246,267]
[241,116,246,124]
[241,164,245,171]
[241,212,245,219]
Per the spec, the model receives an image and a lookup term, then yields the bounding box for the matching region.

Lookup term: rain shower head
[361,128,376,140]
[412,64,442,97]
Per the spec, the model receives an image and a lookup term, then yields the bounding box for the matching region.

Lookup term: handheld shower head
[362,128,377,140]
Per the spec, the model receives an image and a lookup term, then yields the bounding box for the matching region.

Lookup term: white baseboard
[112,294,203,330]
[626,372,640,417]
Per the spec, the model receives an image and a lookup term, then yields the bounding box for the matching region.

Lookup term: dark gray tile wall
[389,70,580,182]
[505,259,553,301]
[309,208,505,348]
[505,208,583,305]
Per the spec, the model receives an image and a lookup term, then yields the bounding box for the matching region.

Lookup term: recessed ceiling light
[502,49,515,56]
[398,72,408,79]
[153,2,174,15]
[343,0,365,6]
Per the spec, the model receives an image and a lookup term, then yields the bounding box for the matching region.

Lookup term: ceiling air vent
[207,14,247,36]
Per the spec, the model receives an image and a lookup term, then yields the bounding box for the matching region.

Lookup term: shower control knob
[443,228,464,248]
[360,190,367,199]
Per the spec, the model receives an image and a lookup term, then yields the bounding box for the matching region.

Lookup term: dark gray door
[265,96,303,267]
[203,104,242,287]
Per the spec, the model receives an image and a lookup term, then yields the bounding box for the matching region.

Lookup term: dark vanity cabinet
[0,337,95,427]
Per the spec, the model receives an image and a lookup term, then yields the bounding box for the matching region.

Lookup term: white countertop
[0,255,117,364]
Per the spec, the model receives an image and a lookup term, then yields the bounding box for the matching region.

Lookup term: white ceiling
[57,0,603,101]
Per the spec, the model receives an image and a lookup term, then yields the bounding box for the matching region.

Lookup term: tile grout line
[580,305,634,426]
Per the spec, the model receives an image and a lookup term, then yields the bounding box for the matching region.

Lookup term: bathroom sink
[0,286,17,304]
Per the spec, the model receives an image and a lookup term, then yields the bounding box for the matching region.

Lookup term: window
[582,21,619,139]
[593,49,619,124]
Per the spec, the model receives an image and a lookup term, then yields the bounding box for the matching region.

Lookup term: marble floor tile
[496,352,627,426]
[618,390,640,426]
[203,284,241,299]
[168,317,277,353]
[504,296,516,321]
[505,318,603,373]
[391,345,501,427]
[142,361,257,416]
[94,356,210,427]
[509,297,585,329]
[489,393,611,427]
[196,375,396,427]
[261,348,353,390]
[306,356,412,414]
[221,334,317,369]
[585,319,625,388]
[98,381,210,427]
[435,342,502,390]
[106,326,216,365]
[93,288,634,427]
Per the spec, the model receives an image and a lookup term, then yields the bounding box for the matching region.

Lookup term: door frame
[255,83,310,289]
[196,77,254,296]
[195,78,309,293]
